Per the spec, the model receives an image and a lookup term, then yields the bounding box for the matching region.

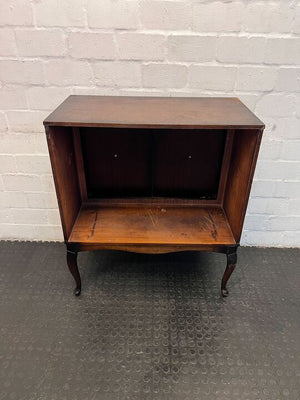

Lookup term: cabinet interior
[46,125,261,246]
[80,127,227,201]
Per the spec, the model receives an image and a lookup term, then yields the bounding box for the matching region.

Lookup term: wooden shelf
[69,206,236,248]
[44,95,264,295]
[44,95,264,130]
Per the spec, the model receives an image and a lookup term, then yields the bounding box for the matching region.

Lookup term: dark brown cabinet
[44,96,264,296]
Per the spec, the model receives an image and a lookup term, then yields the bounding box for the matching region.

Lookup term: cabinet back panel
[81,128,152,198]
[153,130,226,199]
[80,128,226,200]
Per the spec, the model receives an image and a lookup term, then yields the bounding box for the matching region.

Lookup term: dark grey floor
[0,242,299,400]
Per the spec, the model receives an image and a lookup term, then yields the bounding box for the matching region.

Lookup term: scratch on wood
[147,209,156,227]
[91,211,98,237]
[207,211,218,240]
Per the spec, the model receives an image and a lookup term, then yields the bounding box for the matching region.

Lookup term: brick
[1,191,27,208]
[274,182,300,199]
[11,208,48,225]
[236,94,260,112]
[16,155,51,174]
[289,199,300,214]
[243,215,269,231]
[35,0,85,27]
[271,118,300,140]
[255,94,295,118]
[275,68,300,92]
[34,134,49,155]
[16,29,66,57]
[262,117,276,137]
[26,192,58,209]
[282,231,300,247]
[142,64,187,88]
[0,113,8,132]
[265,216,300,231]
[254,160,300,181]
[118,33,165,61]
[40,175,55,192]
[0,210,11,224]
[44,60,93,86]
[6,111,47,133]
[189,66,236,91]
[293,5,300,34]
[192,1,244,32]
[0,133,36,154]
[0,28,17,56]
[120,88,165,97]
[236,67,278,91]
[251,180,276,198]
[93,62,141,88]
[217,36,266,64]
[27,87,72,111]
[88,0,138,29]
[47,209,60,225]
[167,35,216,62]
[0,155,17,173]
[69,32,116,60]
[0,0,33,26]
[258,139,282,161]
[265,38,300,65]
[0,86,27,110]
[0,60,44,85]
[247,197,289,215]
[2,174,41,192]
[140,1,191,31]
[244,3,293,33]
[241,230,284,247]
[34,225,63,241]
[296,96,300,118]
[73,87,119,96]
[0,224,36,240]
[280,141,300,161]
[0,192,6,208]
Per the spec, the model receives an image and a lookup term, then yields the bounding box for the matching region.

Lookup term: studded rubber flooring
[0,242,299,400]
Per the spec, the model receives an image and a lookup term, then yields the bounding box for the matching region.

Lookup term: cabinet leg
[66,250,81,296]
[221,247,237,297]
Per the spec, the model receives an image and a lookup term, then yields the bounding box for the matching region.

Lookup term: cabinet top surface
[44,95,264,129]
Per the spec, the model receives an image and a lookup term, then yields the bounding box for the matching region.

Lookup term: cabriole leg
[221,247,238,297]
[66,250,81,296]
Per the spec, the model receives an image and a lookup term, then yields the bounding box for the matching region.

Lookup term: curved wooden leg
[221,247,237,297]
[66,250,81,296]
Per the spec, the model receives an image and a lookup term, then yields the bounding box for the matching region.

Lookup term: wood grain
[68,206,236,246]
[67,243,236,254]
[216,129,234,203]
[44,96,264,129]
[45,126,81,240]
[223,129,263,241]
[73,127,87,201]
[45,95,264,294]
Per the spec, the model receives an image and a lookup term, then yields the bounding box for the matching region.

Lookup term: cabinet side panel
[45,126,81,241]
[223,129,263,242]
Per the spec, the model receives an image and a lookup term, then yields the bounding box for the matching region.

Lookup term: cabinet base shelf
[68,205,236,251]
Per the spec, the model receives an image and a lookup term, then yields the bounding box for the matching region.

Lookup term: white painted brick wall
[0,0,299,247]
[93,62,141,87]
[143,64,187,88]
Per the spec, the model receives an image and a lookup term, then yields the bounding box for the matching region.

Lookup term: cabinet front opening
[79,128,227,200]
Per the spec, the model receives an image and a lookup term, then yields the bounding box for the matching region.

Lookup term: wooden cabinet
[44,96,264,296]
